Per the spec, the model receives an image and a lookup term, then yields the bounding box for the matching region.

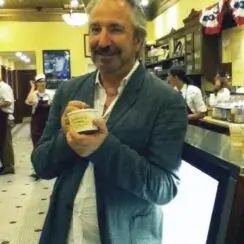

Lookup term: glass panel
[185,33,194,74]
[193,31,201,72]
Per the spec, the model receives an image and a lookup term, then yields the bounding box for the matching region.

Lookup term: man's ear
[134,37,143,52]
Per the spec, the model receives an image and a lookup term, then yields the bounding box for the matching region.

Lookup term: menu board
[222,26,244,86]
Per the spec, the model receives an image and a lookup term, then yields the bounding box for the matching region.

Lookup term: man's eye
[90,27,100,34]
[109,27,123,34]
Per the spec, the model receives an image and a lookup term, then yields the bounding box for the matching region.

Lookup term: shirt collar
[95,60,140,87]
[180,84,187,92]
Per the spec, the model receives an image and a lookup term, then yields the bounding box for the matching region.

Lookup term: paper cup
[68,109,98,133]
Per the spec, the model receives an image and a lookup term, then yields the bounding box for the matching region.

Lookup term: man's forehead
[89,0,132,16]
[92,0,129,8]
[89,19,127,26]
[88,0,134,29]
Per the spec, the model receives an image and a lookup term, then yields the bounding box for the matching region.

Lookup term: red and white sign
[199,0,225,34]
[229,0,244,25]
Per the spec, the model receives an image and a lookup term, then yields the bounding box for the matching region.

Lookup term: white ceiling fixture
[15,52,31,63]
[62,12,88,27]
[22,56,31,63]
[15,52,22,57]
[0,0,4,7]
[63,0,88,27]
[70,0,79,8]
[140,0,149,7]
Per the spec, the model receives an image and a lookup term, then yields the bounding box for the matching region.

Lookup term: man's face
[36,80,46,91]
[214,79,221,90]
[88,0,141,75]
[167,73,177,87]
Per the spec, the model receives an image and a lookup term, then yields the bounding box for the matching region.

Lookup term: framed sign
[84,34,91,58]
[42,50,71,89]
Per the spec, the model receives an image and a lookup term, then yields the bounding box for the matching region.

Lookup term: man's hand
[61,101,89,134]
[66,118,108,157]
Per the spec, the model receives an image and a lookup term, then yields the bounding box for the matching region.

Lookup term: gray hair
[86,0,147,45]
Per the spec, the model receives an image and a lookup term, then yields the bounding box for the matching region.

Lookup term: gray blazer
[32,65,188,244]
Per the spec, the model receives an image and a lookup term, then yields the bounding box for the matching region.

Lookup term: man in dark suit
[31,0,188,243]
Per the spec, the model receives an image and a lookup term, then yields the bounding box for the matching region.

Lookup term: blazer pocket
[113,128,149,151]
[130,210,154,244]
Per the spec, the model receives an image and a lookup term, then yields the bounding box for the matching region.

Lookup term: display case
[145,9,221,82]
[161,125,244,244]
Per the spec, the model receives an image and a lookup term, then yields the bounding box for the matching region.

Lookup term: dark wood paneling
[1,65,7,82]
[14,70,36,123]
[225,176,244,244]
[201,32,221,81]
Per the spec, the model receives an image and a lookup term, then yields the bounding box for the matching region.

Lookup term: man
[32,0,188,243]
[0,79,15,175]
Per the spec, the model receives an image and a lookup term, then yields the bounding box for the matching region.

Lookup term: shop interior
[0,0,244,244]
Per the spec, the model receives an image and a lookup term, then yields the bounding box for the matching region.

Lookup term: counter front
[163,125,244,244]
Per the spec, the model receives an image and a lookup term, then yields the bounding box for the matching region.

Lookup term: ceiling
[4,0,71,9]
[0,0,178,22]
[0,51,36,66]
[0,0,86,21]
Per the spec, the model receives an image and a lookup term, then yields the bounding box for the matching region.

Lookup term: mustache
[93,46,120,56]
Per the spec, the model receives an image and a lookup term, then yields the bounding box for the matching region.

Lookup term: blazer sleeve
[88,91,188,205]
[31,83,75,179]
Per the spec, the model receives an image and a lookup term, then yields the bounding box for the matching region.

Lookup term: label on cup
[68,109,98,133]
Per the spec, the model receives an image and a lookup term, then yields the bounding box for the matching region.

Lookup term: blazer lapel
[71,72,97,108]
[107,65,147,130]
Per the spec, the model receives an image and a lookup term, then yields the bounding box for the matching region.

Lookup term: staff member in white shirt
[167,66,207,122]
[0,80,15,175]
[25,74,55,180]
[209,75,231,106]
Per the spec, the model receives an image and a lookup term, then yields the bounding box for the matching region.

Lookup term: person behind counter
[167,66,207,121]
[209,75,231,106]
[25,74,55,180]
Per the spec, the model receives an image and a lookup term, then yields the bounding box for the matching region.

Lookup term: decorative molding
[169,28,177,34]
[183,9,199,25]
[0,8,85,22]
[156,0,180,16]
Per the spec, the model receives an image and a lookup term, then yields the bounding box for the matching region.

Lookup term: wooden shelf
[146,55,185,68]
[144,9,221,81]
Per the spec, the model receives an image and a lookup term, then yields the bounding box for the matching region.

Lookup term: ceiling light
[62,13,88,27]
[140,0,149,7]
[16,52,22,57]
[0,0,4,7]
[20,55,26,61]
[70,0,79,8]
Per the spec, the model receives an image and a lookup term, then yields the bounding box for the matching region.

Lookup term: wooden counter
[201,116,230,128]
[198,116,231,135]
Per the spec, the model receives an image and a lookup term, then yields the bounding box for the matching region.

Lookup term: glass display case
[162,125,244,244]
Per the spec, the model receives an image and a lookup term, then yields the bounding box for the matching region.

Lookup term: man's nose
[97,29,112,48]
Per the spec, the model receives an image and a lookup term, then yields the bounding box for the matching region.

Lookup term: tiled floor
[0,123,55,244]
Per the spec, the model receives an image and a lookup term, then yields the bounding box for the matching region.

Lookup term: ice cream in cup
[67,108,98,133]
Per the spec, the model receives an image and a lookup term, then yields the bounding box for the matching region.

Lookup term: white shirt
[209,88,231,106]
[68,61,140,244]
[180,84,207,113]
[30,89,55,114]
[0,81,14,116]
